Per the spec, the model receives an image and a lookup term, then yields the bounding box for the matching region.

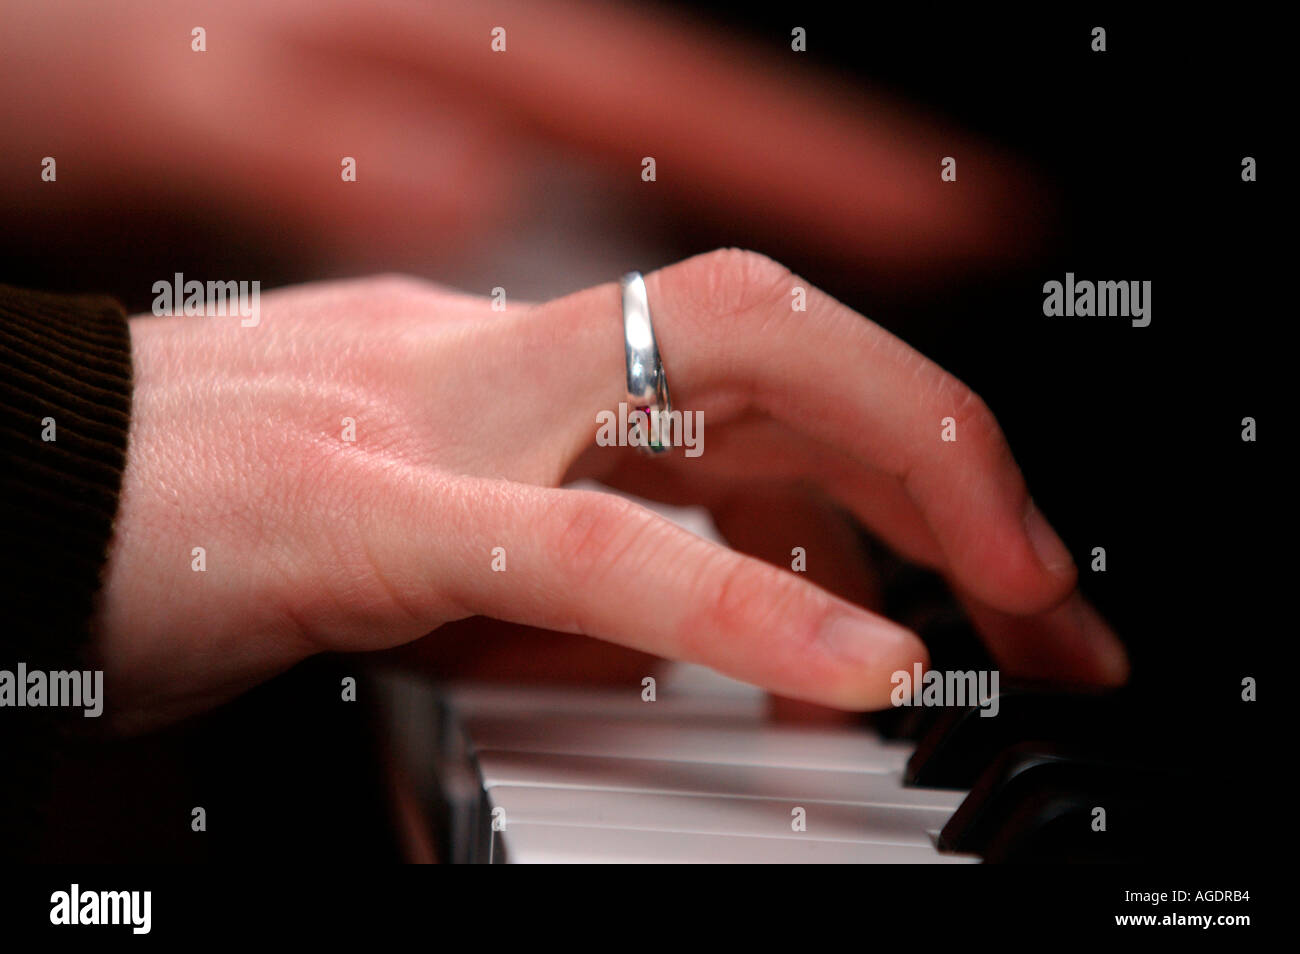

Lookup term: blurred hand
[100,249,1126,733]
[0,0,1045,274]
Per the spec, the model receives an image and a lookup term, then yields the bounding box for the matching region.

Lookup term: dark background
[666,4,1278,791]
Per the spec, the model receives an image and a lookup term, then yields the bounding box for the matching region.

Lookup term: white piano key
[476,750,966,811]
[488,785,951,846]
[428,676,978,863]
[440,682,766,723]
[493,823,978,864]
[654,661,770,698]
[463,715,914,773]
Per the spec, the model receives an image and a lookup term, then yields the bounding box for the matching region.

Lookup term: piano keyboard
[379,669,981,863]
[373,489,1233,864]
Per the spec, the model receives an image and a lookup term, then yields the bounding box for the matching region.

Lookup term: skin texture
[97,250,1128,733]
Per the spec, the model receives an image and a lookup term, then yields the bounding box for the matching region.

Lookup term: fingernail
[1024,499,1075,576]
[819,613,919,667]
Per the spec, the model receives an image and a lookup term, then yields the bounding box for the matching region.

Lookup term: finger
[389,478,927,710]
[586,460,884,609]
[590,421,1124,687]
[705,486,891,722]
[957,589,1130,687]
[534,249,1077,616]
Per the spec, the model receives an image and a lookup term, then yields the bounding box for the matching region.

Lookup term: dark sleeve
[0,284,133,859]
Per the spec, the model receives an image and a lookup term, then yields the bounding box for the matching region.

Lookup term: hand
[98,249,1127,733]
[0,0,1042,275]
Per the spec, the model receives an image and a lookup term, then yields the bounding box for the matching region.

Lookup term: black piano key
[870,561,992,740]
[872,704,944,741]
[938,742,1202,863]
[904,684,1136,789]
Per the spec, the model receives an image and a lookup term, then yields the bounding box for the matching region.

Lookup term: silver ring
[619,270,672,455]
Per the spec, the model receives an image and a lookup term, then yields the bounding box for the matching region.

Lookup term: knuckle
[663,248,797,326]
[549,492,651,589]
[929,376,1020,483]
[683,557,809,657]
[947,383,1004,453]
[945,378,988,426]
[921,359,990,439]
[704,559,760,628]
[897,372,1011,498]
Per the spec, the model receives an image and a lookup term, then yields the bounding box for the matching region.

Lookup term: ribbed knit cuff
[0,285,132,658]
[0,284,133,858]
